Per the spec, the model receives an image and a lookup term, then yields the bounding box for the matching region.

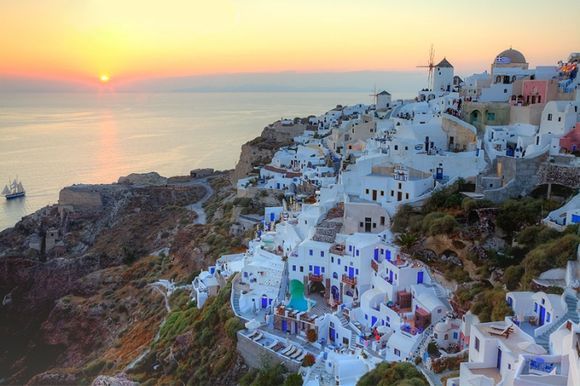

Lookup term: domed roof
[495,48,527,64]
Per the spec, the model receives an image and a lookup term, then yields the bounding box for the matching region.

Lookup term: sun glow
[99,74,110,83]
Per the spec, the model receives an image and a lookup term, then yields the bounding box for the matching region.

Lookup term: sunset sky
[1,0,579,87]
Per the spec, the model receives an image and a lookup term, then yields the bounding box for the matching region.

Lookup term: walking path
[184,178,214,225]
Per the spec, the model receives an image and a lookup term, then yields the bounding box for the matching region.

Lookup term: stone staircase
[536,294,579,350]
[336,312,359,349]
[232,281,242,317]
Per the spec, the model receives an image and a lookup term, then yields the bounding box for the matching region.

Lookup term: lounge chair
[284,346,297,357]
[266,340,278,349]
[252,332,263,341]
[280,345,294,355]
[246,330,259,339]
[296,352,307,362]
[272,342,285,352]
[290,349,303,359]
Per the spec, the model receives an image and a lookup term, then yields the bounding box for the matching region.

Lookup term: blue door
[386,250,391,261]
[348,267,355,278]
[374,249,379,261]
[371,316,377,327]
[389,271,393,283]
[314,266,320,275]
[270,212,275,221]
[417,271,424,284]
[282,320,287,332]
[261,296,268,308]
[497,348,502,369]
[329,327,336,342]
[539,305,546,326]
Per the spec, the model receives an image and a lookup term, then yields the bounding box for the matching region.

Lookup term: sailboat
[2,178,25,199]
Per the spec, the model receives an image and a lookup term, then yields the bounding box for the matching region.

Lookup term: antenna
[416,44,435,90]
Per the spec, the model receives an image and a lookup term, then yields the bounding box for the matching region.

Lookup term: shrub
[306,329,317,343]
[302,353,316,367]
[225,317,245,340]
[284,373,303,386]
[503,266,524,290]
[356,362,428,386]
[427,341,439,357]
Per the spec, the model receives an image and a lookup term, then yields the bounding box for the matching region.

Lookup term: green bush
[357,362,428,386]
[225,317,245,340]
[503,266,524,290]
[284,373,303,386]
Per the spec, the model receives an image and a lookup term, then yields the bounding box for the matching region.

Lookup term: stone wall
[58,187,103,211]
[441,115,477,151]
[477,152,549,202]
[236,332,301,372]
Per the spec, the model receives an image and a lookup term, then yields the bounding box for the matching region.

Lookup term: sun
[99,74,110,83]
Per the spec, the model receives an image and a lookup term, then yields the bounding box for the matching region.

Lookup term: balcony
[342,274,357,286]
[309,273,324,282]
[371,260,379,272]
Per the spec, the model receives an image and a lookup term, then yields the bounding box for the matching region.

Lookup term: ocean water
[0,91,382,231]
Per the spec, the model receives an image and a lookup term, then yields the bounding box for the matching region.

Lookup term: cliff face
[0,177,207,384]
[232,121,307,182]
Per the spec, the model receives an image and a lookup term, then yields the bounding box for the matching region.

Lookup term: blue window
[356,269,359,274]
[386,316,390,322]
[542,298,545,305]
[365,314,368,320]
[507,297,512,306]
[321,251,325,257]
[344,266,347,272]
[338,258,341,265]
[547,312,551,322]
[348,245,352,252]
[309,265,312,271]
[356,250,360,256]
[244,272,248,277]
[333,272,338,279]
[292,265,296,271]
[331,256,334,263]
[534,302,538,312]
[453,332,458,339]
[309,249,313,256]
[386,250,391,260]
[321,267,325,273]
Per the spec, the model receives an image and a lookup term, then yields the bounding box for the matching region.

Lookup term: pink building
[560,123,580,153]
[521,80,548,105]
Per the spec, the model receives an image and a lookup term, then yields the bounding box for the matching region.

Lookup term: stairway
[536,294,579,350]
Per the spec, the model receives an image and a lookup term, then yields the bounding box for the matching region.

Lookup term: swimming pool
[287,279,316,311]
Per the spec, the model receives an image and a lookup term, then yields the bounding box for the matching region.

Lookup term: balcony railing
[342,274,357,286]
[308,273,324,282]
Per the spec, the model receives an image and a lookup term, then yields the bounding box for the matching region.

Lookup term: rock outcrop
[232,120,306,182]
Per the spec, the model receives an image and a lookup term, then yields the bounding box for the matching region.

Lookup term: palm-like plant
[395,232,418,253]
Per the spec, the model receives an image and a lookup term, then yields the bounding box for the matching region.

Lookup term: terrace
[308,273,324,282]
[341,274,357,286]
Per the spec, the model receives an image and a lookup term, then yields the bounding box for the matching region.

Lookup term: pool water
[287,279,316,311]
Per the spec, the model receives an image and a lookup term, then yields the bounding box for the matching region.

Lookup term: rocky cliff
[0,174,210,384]
[232,120,307,182]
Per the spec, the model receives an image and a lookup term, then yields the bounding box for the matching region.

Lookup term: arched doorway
[309,280,325,296]
[331,285,340,301]
[470,110,481,126]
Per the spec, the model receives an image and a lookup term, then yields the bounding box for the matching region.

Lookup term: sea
[0,91,421,231]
